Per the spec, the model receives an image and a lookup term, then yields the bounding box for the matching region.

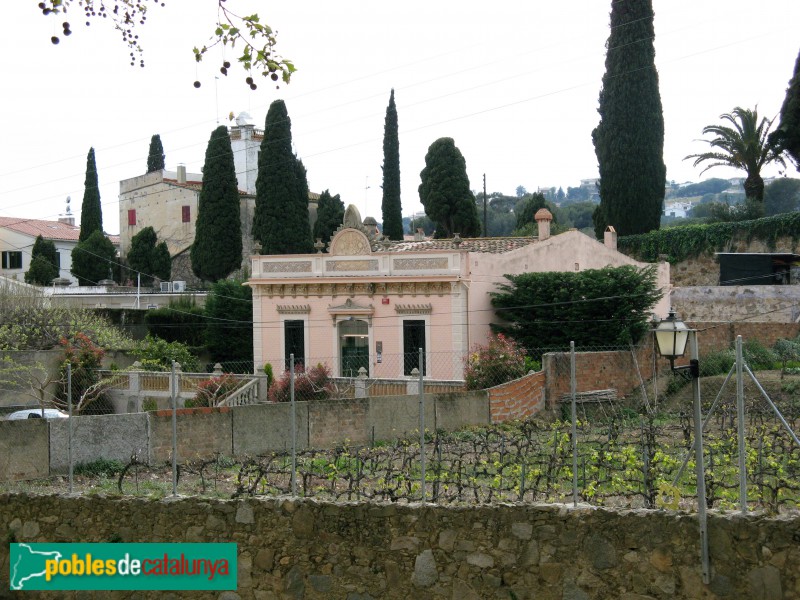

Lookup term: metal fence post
[171,360,178,497]
[419,347,426,503]
[67,363,73,494]
[570,341,578,507]
[736,335,747,513]
[690,331,710,584]
[290,353,297,497]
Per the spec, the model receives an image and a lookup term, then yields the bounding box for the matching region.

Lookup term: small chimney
[177,164,187,184]
[535,208,553,241]
[604,225,617,250]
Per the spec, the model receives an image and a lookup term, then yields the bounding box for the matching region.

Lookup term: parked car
[5,408,69,420]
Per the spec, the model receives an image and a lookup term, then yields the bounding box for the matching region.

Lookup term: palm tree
[685,106,785,201]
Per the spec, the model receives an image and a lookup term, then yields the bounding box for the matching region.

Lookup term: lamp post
[653,309,709,584]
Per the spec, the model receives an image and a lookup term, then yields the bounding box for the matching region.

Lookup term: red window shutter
[127,209,136,226]
[182,205,190,223]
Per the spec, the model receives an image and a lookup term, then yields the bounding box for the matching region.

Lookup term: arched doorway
[339,319,369,377]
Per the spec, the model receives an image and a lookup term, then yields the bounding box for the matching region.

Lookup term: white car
[5,408,69,420]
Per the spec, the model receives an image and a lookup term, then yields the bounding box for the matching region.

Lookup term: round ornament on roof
[235,112,254,126]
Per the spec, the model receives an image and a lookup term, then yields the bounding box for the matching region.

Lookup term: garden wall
[0,420,49,481]
[2,392,496,481]
[488,371,546,422]
[542,346,655,408]
[674,286,800,323]
[2,494,797,599]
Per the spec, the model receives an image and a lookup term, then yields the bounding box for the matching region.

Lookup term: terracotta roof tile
[383,236,536,254]
[0,216,120,244]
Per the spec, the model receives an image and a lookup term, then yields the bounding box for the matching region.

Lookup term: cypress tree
[190,125,243,282]
[381,89,403,240]
[205,279,253,363]
[592,0,665,237]
[771,49,800,171]
[24,235,59,285]
[71,230,116,286]
[313,190,345,245]
[147,134,166,172]
[253,99,314,254]
[127,226,172,285]
[418,137,481,238]
[79,147,103,242]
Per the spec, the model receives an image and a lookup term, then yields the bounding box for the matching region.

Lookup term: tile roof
[383,236,537,254]
[0,217,120,244]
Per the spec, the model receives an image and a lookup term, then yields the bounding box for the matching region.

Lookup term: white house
[0,215,120,286]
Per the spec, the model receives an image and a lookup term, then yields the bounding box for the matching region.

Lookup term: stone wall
[689,321,800,356]
[1,494,797,599]
[673,286,800,323]
[658,234,798,287]
[487,371,546,422]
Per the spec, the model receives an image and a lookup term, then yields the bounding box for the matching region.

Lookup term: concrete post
[355,367,368,398]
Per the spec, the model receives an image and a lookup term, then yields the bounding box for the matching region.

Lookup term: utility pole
[483,173,487,237]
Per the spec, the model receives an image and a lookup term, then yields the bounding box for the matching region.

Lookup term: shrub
[58,332,109,413]
[144,299,206,346]
[131,335,199,372]
[269,363,333,402]
[264,363,274,388]
[74,458,124,478]
[188,373,241,407]
[464,333,528,390]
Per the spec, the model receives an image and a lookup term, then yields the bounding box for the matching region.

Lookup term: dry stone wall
[1,494,798,599]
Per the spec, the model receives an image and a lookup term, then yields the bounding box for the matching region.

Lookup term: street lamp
[652,309,709,584]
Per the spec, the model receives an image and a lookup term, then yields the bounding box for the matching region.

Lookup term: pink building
[247,207,670,380]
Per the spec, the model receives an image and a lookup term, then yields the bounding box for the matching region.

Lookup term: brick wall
[689,322,800,355]
[487,371,546,422]
[543,346,656,406]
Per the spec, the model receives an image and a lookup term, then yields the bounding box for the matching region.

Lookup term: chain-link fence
[3,338,800,515]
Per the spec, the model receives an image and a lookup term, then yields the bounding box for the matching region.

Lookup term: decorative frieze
[393,257,449,270]
[261,261,313,273]
[325,260,379,272]
[259,280,453,299]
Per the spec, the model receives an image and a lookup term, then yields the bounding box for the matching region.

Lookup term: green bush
[131,335,199,372]
[74,459,125,478]
[743,340,778,370]
[144,299,206,346]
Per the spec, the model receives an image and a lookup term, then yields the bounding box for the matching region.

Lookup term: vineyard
[11,399,798,514]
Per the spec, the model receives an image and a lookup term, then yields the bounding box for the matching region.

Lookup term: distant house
[246,206,670,380]
[118,113,319,286]
[0,215,120,286]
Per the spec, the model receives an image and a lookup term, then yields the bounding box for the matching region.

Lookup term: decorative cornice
[395,303,433,315]
[276,304,311,314]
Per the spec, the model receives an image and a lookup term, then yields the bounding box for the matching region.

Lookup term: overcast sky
[1,1,798,235]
